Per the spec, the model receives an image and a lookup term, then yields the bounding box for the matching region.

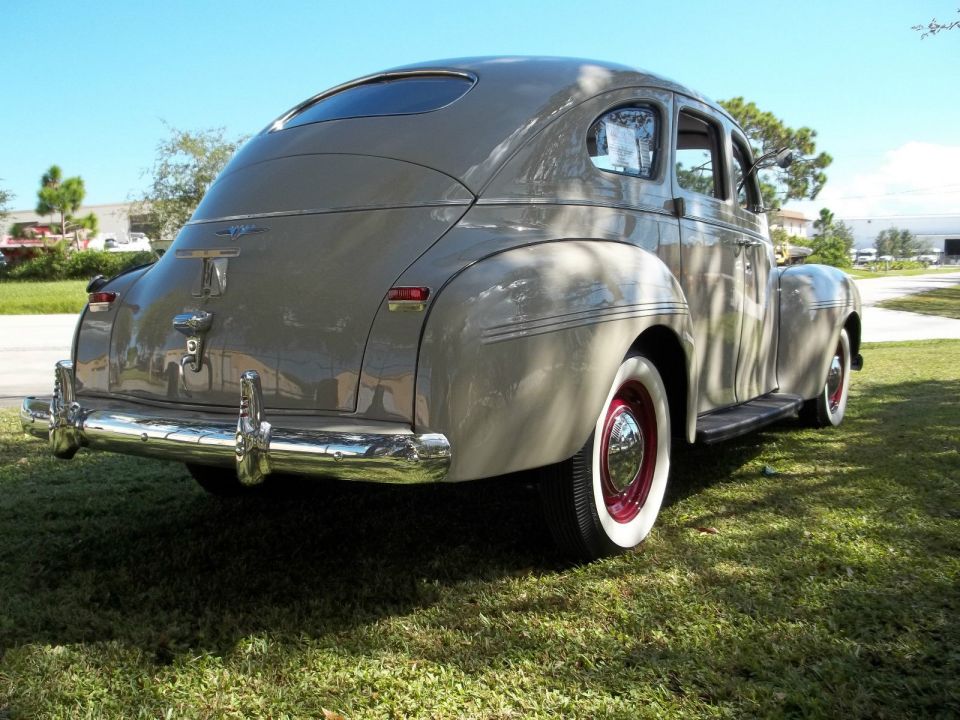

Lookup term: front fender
[416,239,694,481]
[777,264,862,400]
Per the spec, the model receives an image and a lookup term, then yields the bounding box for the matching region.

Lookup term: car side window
[587,106,658,179]
[675,111,724,199]
[732,137,761,211]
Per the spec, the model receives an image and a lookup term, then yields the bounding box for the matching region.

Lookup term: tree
[874,227,932,259]
[72,212,99,245]
[137,126,247,243]
[806,207,853,268]
[719,97,832,210]
[0,185,12,220]
[913,9,960,37]
[35,165,94,249]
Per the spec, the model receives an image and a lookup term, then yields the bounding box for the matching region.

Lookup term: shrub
[65,250,157,279]
[4,246,158,282]
[6,244,71,280]
[866,260,927,272]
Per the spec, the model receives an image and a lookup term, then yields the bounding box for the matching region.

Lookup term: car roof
[225,57,728,194]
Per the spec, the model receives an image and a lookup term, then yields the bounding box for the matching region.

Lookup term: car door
[672,99,743,412]
[729,131,778,401]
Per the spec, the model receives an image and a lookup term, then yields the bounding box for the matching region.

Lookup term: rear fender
[415,239,695,481]
[74,264,155,395]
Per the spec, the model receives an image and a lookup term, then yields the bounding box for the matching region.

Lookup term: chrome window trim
[184,200,474,227]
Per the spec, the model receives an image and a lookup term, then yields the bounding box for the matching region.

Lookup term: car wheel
[801,328,851,428]
[539,355,671,561]
[185,463,254,497]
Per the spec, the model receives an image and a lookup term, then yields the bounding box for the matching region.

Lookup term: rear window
[279,74,475,130]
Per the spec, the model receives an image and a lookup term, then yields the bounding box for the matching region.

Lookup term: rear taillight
[88,291,117,312]
[387,286,430,312]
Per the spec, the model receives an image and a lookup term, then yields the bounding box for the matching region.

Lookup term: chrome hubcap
[826,340,845,413]
[826,355,842,398]
[606,408,645,493]
[599,382,658,524]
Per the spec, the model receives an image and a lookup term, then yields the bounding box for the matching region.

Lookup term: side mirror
[775,149,794,169]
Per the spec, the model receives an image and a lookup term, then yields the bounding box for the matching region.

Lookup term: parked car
[21,58,862,561]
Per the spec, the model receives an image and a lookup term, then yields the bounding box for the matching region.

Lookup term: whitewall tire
[540,355,671,561]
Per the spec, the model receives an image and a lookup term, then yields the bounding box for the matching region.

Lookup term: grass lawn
[846,266,958,280]
[876,285,960,320]
[1,341,958,718]
[0,280,87,314]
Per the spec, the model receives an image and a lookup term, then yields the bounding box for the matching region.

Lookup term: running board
[696,393,804,445]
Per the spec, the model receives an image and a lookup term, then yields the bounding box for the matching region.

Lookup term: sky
[2,0,958,222]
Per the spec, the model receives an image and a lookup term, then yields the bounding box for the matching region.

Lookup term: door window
[732,136,761,211]
[675,111,724,199]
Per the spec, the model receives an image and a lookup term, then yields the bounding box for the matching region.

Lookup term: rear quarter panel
[415,239,694,481]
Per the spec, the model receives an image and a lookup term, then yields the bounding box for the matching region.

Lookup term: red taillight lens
[387,286,430,312]
[88,291,117,312]
[388,287,430,302]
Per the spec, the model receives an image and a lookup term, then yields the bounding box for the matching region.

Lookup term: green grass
[846,266,958,280]
[876,285,960,320]
[0,280,86,314]
[2,341,958,718]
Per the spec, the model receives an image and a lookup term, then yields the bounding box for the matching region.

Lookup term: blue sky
[2,0,958,219]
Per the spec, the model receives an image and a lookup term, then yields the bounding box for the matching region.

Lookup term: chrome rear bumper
[20,360,451,485]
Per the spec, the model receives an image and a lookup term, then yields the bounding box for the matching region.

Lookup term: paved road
[1,271,958,408]
[855,271,960,343]
[0,314,77,408]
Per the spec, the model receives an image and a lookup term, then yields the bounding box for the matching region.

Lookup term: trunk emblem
[215,224,270,240]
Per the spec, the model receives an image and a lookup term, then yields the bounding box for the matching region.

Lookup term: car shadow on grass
[0,448,559,659]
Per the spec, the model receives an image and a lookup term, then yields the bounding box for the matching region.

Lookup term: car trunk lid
[106,154,471,411]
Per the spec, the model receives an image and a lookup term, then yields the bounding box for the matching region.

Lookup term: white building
[770,209,811,238]
[1,201,151,250]
[775,208,960,263]
[838,214,960,260]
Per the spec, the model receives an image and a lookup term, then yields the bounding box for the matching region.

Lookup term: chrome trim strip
[481,302,688,344]
[21,366,451,485]
[185,201,473,226]
[475,197,676,218]
[175,248,241,259]
[808,300,852,310]
[680,213,768,242]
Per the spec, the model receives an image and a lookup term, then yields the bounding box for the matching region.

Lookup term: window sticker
[605,122,640,172]
[588,106,658,179]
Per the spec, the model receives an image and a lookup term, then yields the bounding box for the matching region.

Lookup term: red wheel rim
[827,341,845,412]
[599,381,658,523]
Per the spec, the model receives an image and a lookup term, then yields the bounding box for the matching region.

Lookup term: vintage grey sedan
[22,57,862,561]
